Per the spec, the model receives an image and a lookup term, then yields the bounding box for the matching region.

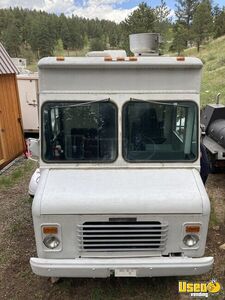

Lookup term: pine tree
[213,6,225,38]
[191,0,213,52]
[175,0,200,27]
[54,39,64,56]
[175,0,200,47]
[2,21,21,57]
[170,23,189,55]
[90,38,105,51]
[121,2,156,53]
[154,0,172,52]
[122,2,156,34]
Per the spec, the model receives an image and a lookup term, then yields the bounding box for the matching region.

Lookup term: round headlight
[183,234,199,247]
[43,236,60,249]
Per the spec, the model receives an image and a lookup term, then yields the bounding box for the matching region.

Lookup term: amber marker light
[129,57,138,61]
[42,226,58,234]
[104,56,113,61]
[116,57,125,61]
[56,56,65,61]
[176,56,185,61]
[185,225,200,233]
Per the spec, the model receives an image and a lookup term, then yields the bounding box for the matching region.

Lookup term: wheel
[207,152,217,174]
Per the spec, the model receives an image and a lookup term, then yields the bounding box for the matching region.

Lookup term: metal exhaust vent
[129,33,160,56]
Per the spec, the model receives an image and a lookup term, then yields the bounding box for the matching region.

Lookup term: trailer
[201,94,225,172]
[28,33,213,279]
[17,74,39,134]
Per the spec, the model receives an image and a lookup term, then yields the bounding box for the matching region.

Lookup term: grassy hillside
[27,35,225,107]
[27,47,89,72]
[184,36,225,107]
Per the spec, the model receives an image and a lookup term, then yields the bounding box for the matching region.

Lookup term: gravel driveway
[0,159,224,300]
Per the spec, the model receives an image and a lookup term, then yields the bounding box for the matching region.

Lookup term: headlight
[183,234,199,247]
[43,235,60,249]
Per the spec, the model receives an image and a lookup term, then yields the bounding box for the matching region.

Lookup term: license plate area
[114,269,137,277]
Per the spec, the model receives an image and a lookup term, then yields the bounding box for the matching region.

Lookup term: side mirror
[27,138,39,158]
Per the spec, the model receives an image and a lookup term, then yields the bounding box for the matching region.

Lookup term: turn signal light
[185,225,200,233]
[42,226,58,234]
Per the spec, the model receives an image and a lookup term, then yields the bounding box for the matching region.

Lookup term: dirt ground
[0,158,225,300]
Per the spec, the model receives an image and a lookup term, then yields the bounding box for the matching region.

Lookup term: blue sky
[0,0,224,23]
[115,0,224,9]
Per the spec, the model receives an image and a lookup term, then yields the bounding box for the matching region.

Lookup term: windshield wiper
[54,98,110,109]
[130,98,191,108]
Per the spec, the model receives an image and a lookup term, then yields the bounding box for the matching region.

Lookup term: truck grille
[77,221,168,252]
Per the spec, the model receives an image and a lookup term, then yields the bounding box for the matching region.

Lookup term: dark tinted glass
[123,100,198,162]
[42,101,117,162]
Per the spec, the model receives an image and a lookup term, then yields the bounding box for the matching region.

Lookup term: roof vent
[129,33,160,56]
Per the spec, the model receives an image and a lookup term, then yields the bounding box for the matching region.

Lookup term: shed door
[0,74,24,168]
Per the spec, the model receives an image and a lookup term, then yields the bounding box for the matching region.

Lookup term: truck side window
[175,106,186,140]
[42,101,118,163]
[123,100,198,162]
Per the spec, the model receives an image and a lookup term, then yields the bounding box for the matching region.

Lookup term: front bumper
[30,256,214,278]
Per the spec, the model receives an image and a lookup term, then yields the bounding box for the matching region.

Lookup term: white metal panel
[36,168,207,215]
[38,56,202,94]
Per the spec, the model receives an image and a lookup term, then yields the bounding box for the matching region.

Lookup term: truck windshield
[123,100,198,162]
[42,101,117,162]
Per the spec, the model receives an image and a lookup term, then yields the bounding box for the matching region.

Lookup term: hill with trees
[0,1,173,63]
[184,35,225,106]
[0,0,225,89]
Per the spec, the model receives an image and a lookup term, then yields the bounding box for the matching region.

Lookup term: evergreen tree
[122,2,156,34]
[2,21,21,56]
[175,0,199,27]
[59,15,72,54]
[121,2,156,53]
[191,0,213,51]
[175,0,200,47]
[54,39,64,56]
[90,38,105,51]
[154,0,172,52]
[213,6,225,38]
[28,17,55,58]
[170,23,189,54]
[155,0,171,24]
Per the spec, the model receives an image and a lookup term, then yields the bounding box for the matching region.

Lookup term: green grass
[184,36,225,107]
[27,63,38,72]
[27,47,89,72]
[209,200,219,226]
[0,159,36,189]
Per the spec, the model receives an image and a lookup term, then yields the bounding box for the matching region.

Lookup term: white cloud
[0,0,45,10]
[73,2,137,23]
[0,0,136,23]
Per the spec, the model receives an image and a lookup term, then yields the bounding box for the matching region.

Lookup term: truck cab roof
[38,56,203,70]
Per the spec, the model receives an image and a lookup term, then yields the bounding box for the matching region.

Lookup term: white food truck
[29,34,213,279]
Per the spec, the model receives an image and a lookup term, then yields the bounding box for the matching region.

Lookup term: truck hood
[34,168,209,215]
